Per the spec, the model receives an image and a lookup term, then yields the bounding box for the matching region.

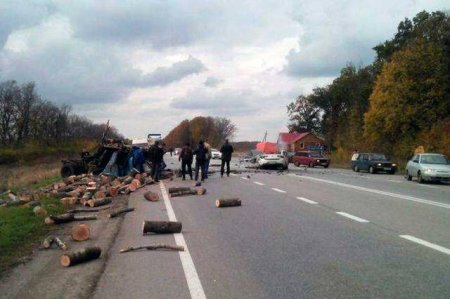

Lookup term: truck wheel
[61,164,75,178]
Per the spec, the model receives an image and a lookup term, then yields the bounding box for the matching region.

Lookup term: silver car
[405,153,450,183]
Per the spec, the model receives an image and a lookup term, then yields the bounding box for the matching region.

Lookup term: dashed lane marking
[240,176,249,180]
[400,235,450,256]
[254,181,265,186]
[160,183,206,299]
[296,197,318,204]
[288,174,450,210]
[271,188,287,193]
[336,212,370,223]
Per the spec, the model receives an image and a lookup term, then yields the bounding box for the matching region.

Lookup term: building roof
[277,132,310,144]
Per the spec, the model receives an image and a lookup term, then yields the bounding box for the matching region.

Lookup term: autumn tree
[286,95,320,133]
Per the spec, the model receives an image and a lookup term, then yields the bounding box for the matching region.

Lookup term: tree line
[287,11,450,158]
[0,80,121,148]
[164,116,237,148]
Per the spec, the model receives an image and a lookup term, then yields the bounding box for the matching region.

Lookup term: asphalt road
[93,155,450,299]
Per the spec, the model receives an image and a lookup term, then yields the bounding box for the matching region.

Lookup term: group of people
[178,139,234,182]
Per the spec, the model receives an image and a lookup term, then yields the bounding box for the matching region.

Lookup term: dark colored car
[351,153,397,174]
[292,151,330,168]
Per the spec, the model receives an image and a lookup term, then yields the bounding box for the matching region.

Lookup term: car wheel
[369,166,376,174]
[405,170,412,181]
[354,165,359,172]
[324,164,329,168]
[309,162,314,168]
[417,171,424,184]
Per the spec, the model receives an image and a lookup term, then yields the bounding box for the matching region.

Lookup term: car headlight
[392,163,397,167]
[424,168,434,173]
[377,163,382,166]
[317,159,320,162]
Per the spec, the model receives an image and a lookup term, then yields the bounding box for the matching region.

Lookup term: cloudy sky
[0,0,447,141]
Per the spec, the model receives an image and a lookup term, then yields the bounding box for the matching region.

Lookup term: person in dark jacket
[150,141,165,182]
[193,140,207,182]
[220,139,234,177]
[179,143,193,180]
[132,146,145,173]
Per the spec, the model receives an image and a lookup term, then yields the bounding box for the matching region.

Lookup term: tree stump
[144,191,159,202]
[71,224,90,241]
[60,247,102,267]
[215,198,241,208]
[142,221,182,234]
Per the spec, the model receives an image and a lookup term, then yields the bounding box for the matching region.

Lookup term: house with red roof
[277,132,325,152]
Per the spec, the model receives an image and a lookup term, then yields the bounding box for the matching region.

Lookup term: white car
[257,154,288,170]
[211,149,222,159]
[405,153,450,183]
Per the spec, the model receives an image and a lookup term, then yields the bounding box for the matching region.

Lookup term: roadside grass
[0,194,64,273]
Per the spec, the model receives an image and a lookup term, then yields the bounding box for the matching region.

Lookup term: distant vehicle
[147,133,162,145]
[405,153,450,183]
[211,148,222,159]
[257,154,288,170]
[292,151,330,168]
[242,150,263,163]
[174,148,182,155]
[352,153,396,174]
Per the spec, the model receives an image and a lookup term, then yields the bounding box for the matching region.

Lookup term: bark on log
[215,198,241,208]
[122,176,133,185]
[142,221,182,234]
[144,191,159,202]
[60,247,102,267]
[43,236,55,249]
[71,224,90,241]
[127,182,137,193]
[120,244,184,253]
[108,207,135,218]
[168,187,192,194]
[67,207,109,213]
[170,190,197,197]
[45,214,97,224]
[54,237,68,251]
[87,197,112,208]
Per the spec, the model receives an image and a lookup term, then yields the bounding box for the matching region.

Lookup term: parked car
[211,148,222,159]
[257,153,288,170]
[242,150,263,163]
[405,153,450,183]
[352,153,397,174]
[292,151,330,168]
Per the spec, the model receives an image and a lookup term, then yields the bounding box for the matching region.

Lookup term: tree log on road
[45,214,97,225]
[168,187,192,194]
[144,191,159,202]
[87,197,112,208]
[60,247,102,267]
[71,224,90,241]
[108,207,135,218]
[216,198,241,208]
[142,221,182,234]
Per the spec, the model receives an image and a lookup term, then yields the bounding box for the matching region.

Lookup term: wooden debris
[168,187,192,194]
[54,237,68,251]
[60,247,102,267]
[67,207,109,213]
[120,244,184,253]
[196,187,207,195]
[43,236,55,249]
[34,206,48,217]
[87,197,112,208]
[71,224,90,241]
[25,200,41,208]
[144,191,159,202]
[215,198,241,208]
[45,213,97,225]
[142,221,182,234]
[94,191,106,200]
[108,207,135,218]
[170,190,197,197]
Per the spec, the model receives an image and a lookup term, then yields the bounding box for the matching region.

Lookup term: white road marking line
[400,235,450,256]
[336,212,369,223]
[254,181,265,186]
[271,188,286,193]
[296,197,318,204]
[240,176,249,180]
[160,183,206,299]
[288,174,450,209]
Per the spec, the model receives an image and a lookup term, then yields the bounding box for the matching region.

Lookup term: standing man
[151,141,164,182]
[193,140,207,182]
[204,141,212,179]
[179,142,193,180]
[220,139,234,177]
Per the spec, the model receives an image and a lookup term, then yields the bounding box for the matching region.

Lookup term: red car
[292,151,330,168]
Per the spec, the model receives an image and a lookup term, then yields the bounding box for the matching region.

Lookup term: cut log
[170,190,197,197]
[94,191,106,200]
[127,182,137,192]
[45,214,97,224]
[142,221,182,235]
[43,236,55,249]
[86,187,97,193]
[60,247,102,267]
[120,244,184,253]
[215,198,241,208]
[71,224,90,241]
[60,197,77,206]
[108,207,135,218]
[144,191,159,202]
[67,207,109,213]
[87,197,112,208]
[109,187,119,198]
[168,187,192,194]
[34,206,47,217]
[54,237,68,251]
[196,187,206,195]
